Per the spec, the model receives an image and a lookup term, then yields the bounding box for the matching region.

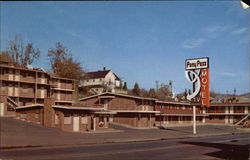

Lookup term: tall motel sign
[185,57,210,134]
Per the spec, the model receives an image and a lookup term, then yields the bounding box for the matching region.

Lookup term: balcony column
[225,106,229,114]
[229,116,234,124]
[245,106,249,114]
[225,116,229,124]
[230,106,234,114]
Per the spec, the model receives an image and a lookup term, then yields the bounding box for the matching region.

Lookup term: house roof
[52,105,104,111]
[112,110,160,113]
[84,70,121,80]
[79,92,157,101]
[16,104,44,110]
[79,92,250,107]
[156,100,190,106]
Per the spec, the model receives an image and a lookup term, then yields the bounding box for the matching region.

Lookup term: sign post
[185,57,210,134]
[193,105,196,134]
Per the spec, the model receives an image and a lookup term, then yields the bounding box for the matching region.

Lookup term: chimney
[103,67,106,71]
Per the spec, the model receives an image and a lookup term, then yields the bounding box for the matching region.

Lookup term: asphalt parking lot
[1,117,249,149]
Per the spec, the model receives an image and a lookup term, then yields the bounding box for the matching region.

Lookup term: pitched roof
[84,70,121,80]
[79,92,157,101]
[84,70,110,79]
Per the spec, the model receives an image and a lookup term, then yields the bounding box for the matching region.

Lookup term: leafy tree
[4,35,40,67]
[55,58,84,80]
[148,88,156,98]
[47,42,85,81]
[157,83,171,100]
[132,82,141,96]
[123,82,128,90]
[47,42,71,73]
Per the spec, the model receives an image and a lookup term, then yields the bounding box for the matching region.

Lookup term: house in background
[79,67,127,94]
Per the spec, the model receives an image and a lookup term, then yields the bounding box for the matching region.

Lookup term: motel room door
[73,116,80,132]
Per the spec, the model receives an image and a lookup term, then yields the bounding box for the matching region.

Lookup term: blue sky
[1,1,249,94]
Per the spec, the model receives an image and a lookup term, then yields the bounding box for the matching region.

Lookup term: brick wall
[81,97,100,107]
[206,116,225,123]
[0,95,11,115]
[16,107,42,124]
[109,96,138,110]
[113,113,155,128]
[43,98,55,128]
[113,113,137,127]
[53,109,98,132]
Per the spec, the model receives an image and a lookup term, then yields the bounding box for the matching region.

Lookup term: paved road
[1,117,249,148]
[1,134,249,160]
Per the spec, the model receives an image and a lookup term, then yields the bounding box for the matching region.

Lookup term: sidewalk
[1,117,249,149]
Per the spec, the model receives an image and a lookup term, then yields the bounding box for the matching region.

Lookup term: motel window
[22,84,28,89]
[81,116,88,124]
[64,114,71,124]
[148,101,151,106]
[23,72,28,78]
[20,114,27,119]
[99,116,104,122]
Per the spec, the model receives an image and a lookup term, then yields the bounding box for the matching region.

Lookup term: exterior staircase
[234,114,250,127]
[7,97,19,111]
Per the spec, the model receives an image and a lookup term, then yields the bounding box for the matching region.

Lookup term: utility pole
[169,80,173,97]
[192,71,196,134]
[156,80,159,98]
[227,90,229,102]
[233,88,236,96]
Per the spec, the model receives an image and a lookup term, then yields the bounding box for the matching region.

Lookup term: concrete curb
[1,132,249,150]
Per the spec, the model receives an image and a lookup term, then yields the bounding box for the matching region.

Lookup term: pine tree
[123,82,128,90]
[132,82,141,96]
[148,88,156,98]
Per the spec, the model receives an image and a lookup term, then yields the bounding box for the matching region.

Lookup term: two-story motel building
[1,61,249,132]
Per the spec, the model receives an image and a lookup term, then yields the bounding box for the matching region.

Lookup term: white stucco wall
[82,78,104,86]
[81,71,121,88]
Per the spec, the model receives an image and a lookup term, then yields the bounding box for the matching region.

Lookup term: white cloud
[204,25,229,34]
[231,28,248,35]
[203,24,237,38]
[221,72,236,77]
[182,38,206,49]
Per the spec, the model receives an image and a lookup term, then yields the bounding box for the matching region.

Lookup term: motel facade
[0,62,249,132]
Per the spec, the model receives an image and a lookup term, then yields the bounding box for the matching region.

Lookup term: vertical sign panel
[200,68,210,107]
